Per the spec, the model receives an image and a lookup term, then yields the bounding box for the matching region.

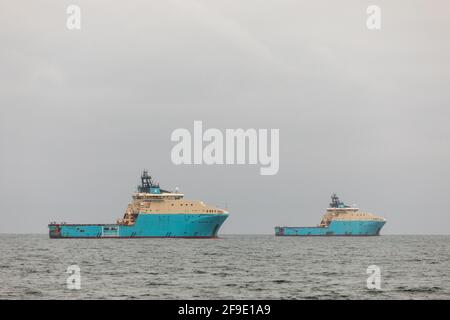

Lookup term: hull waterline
[49,213,228,239]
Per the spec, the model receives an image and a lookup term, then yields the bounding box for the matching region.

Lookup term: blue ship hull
[49,213,228,238]
[275,220,386,236]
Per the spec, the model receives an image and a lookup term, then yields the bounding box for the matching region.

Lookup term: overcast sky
[1,0,449,234]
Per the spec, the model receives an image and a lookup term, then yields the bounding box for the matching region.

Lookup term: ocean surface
[0,234,449,299]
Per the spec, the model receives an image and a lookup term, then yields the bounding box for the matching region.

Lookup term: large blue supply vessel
[275,194,386,236]
[49,171,228,238]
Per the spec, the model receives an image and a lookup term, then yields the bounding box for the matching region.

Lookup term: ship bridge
[132,192,184,201]
[133,170,184,201]
[326,193,359,211]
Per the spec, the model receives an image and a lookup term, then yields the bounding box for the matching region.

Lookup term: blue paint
[49,213,228,238]
[150,187,161,194]
[275,220,386,236]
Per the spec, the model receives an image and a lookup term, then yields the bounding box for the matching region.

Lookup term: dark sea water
[0,234,449,299]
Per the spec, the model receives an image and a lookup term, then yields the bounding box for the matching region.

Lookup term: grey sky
[1,0,449,234]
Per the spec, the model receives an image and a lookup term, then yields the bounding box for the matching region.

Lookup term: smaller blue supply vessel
[275,194,386,236]
[49,171,229,239]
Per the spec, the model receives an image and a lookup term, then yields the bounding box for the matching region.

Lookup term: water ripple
[0,235,449,299]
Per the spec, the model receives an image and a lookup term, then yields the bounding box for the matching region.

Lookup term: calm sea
[0,234,449,299]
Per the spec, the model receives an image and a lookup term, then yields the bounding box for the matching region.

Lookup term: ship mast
[138,170,159,193]
[137,170,174,194]
[329,193,350,208]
